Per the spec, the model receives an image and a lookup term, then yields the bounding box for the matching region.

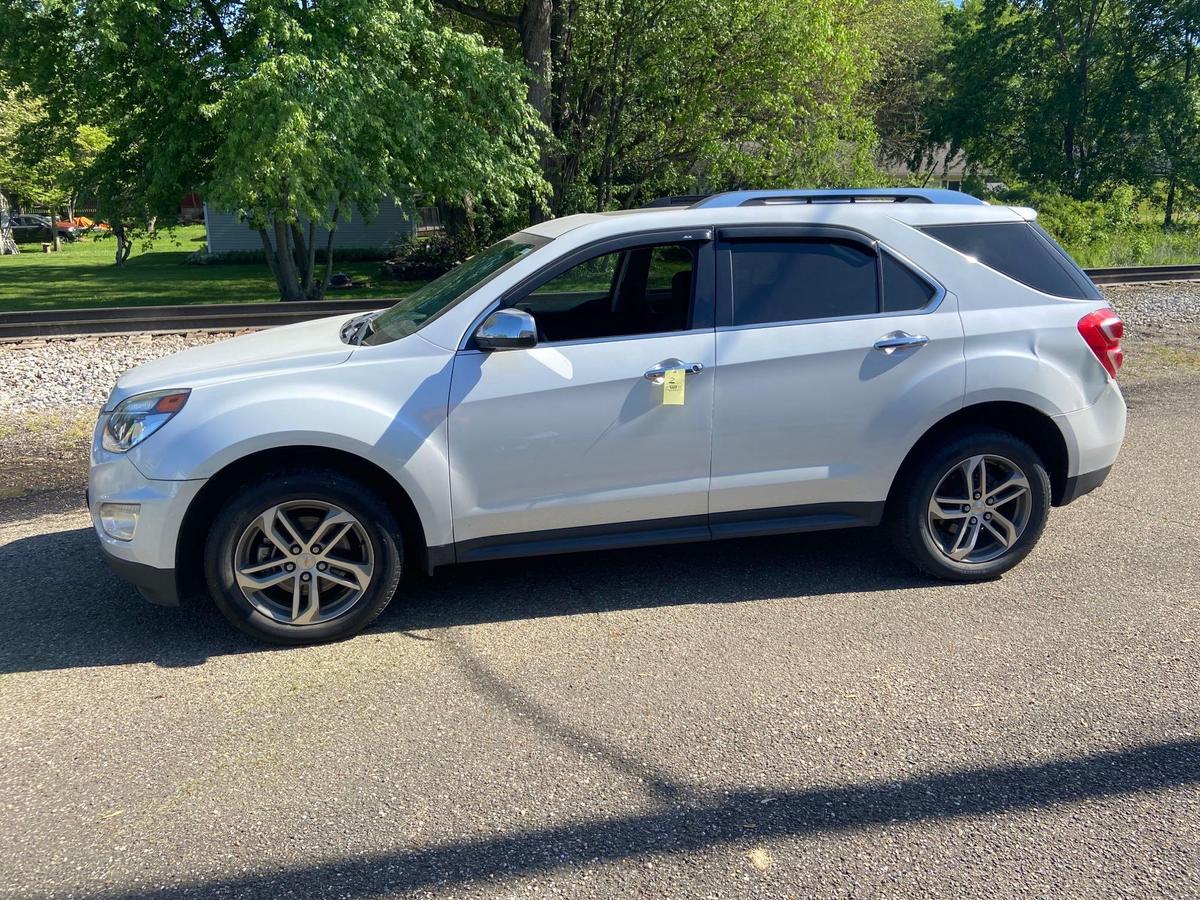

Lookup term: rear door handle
[644,358,704,382]
[873,331,929,354]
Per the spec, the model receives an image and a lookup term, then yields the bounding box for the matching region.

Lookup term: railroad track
[1085,264,1200,285]
[2,265,1198,341]
[0,297,389,341]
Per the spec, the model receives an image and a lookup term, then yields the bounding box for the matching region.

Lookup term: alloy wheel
[926,454,1033,564]
[233,500,374,625]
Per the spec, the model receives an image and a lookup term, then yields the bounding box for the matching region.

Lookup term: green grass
[1061,224,1200,268]
[0,224,425,311]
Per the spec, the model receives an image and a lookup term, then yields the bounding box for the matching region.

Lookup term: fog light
[99,503,140,541]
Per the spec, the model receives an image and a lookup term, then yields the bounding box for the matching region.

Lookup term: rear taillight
[1077,308,1124,378]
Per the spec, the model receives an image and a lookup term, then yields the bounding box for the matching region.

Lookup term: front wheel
[203,469,404,644]
[891,429,1051,581]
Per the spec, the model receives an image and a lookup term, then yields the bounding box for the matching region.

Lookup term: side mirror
[474,308,537,350]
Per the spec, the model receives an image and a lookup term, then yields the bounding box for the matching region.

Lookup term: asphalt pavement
[1,366,1197,898]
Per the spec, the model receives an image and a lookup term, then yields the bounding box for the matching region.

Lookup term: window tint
[921,222,1099,299]
[881,252,936,311]
[729,239,878,326]
[514,243,697,343]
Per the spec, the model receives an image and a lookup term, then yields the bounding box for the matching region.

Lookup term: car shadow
[0,520,932,676]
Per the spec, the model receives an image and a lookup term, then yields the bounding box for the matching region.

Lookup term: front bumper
[99,547,181,606]
[89,448,205,607]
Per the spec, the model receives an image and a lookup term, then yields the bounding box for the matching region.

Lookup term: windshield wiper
[341,312,379,346]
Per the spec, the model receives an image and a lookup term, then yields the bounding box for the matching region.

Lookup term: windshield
[366,233,548,344]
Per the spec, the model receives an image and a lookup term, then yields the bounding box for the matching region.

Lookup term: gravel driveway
[0,287,1198,898]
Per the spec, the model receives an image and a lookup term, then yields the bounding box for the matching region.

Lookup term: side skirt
[427,502,884,571]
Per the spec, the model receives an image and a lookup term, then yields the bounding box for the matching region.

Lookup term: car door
[447,229,716,558]
[709,225,965,537]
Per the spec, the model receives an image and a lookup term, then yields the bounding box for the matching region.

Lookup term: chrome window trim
[455,324,716,355]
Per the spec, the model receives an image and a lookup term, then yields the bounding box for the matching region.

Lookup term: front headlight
[102,389,191,453]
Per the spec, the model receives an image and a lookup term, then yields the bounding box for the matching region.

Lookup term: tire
[203,468,404,644]
[890,429,1051,581]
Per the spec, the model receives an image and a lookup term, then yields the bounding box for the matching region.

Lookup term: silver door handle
[643,359,704,382]
[873,332,929,354]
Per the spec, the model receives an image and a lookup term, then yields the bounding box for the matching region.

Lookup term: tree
[1139,0,1200,226]
[922,0,1199,203]
[434,0,880,218]
[0,0,544,297]
[862,0,945,172]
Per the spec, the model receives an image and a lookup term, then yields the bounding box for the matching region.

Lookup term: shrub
[381,232,476,280]
[990,183,1200,267]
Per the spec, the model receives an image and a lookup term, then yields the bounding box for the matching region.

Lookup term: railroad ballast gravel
[1,282,1198,415]
[0,331,238,413]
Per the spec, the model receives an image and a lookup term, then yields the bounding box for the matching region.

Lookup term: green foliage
[925,0,1200,208]
[0,81,109,212]
[997,183,1200,266]
[439,0,883,215]
[864,0,945,168]
[0,0,545,297]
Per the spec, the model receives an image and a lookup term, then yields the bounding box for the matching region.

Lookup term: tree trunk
[521,0,553,222]
[1164,174,1177,229]
[259,227,281,283]
[289,222,310,285]
[50,210,61,252]
[316,206,341,300]
[272,215,305,301]
[303,221,318,298]
[113,223,127,265]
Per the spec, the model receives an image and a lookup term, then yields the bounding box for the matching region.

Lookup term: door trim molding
[436,501,884,568]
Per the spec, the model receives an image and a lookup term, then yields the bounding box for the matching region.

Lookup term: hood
[106,311,371,409]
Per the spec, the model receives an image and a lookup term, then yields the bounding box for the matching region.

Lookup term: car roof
[523,195,1035,242]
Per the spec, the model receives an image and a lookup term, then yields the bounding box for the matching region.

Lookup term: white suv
[89,189,1126,644]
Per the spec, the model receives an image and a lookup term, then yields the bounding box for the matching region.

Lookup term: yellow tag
[662,368,685,405]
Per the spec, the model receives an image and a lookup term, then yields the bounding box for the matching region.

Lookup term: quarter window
[921,222,1100,299]
[881,251,937,311]
[729,238,878,326]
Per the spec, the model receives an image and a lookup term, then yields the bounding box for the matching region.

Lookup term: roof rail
[691,188,987,208]
[641,194,713,208]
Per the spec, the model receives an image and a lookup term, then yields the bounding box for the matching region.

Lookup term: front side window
[729,239,879,326]
[512,242,699,343]
[367,233,548,344]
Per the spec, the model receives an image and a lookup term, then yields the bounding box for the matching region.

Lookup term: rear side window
[921,222,1100,299]
[729,239,878,325]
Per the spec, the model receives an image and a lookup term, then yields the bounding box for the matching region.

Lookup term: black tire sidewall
[203,470,403,644]
[898,430,1051,581]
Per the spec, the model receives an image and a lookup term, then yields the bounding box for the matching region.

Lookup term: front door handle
[873,331,929,354]
[644,358,704,382]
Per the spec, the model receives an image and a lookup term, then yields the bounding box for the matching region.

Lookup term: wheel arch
[175,445,434,603]
[886,401,1071,511]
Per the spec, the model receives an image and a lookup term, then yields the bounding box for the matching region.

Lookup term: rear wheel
[891,429,1051,581]
[203,469,403,644]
